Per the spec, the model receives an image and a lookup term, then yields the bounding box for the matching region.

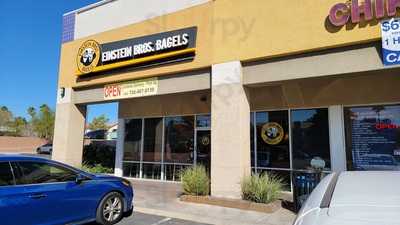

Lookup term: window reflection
[17,162,77,184]
[123,119,142,161]
[123,162,140,178]
[344,105,400,171]
[196,114,211,128]
[256,111,290,169]
[122,115,197,180]
[0,163,13,186]
[143,118,163,162]
[164,116,195,164]
[250,112,255,167]
[165,164,191,181]
[142,163,161,180]
[291,109,330,170]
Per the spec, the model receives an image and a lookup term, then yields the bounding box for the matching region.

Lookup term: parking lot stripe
[152,217,172,225]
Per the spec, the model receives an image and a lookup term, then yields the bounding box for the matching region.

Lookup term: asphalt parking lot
[86,212,210,225]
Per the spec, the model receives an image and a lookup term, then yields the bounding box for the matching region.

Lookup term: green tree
[0,106,13,128]
[28,105,55,141]
[27,106,36,118]
[88,114,110,130]
[10,117,28,136]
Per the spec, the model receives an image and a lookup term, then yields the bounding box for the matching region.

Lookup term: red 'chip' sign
[329,0,400,26]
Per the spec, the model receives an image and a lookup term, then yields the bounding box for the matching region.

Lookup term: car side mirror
[75,174,86,184]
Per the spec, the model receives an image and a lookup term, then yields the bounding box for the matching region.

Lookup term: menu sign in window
[345,105,400,171]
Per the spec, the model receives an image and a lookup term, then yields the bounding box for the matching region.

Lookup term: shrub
[181,165,210,196]
[82,164,114,174]
[241,173,283,204]
[82,143,115,172]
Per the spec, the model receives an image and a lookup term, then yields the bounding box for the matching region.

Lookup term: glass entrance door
[196,130,211,173]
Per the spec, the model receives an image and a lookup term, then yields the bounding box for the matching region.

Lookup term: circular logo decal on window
[77,40,101,74]
[261,122,284,145]
[201,136,210,146]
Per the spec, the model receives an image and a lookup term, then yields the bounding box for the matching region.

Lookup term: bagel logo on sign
[261,122,284,145]
[77,40,101,74]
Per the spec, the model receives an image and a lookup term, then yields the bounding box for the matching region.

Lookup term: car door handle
[29,193,47,199]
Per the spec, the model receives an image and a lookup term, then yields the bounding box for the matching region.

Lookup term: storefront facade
[54,0,400,198]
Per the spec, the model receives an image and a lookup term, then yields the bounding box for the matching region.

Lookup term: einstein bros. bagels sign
[328,0,400,26]
[76,27,197,76]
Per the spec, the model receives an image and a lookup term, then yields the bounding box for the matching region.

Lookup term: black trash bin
[292,170,323,212]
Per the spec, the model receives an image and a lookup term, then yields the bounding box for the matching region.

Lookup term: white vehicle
[36,143,52,154]
[293,171,400,225]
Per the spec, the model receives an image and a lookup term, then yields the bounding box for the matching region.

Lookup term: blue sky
[0,0,117,123]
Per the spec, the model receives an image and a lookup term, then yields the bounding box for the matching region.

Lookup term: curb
[180,195,281,213]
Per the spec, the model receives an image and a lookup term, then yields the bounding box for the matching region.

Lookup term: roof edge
[63,0,117,16]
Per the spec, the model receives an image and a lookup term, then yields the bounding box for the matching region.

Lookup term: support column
[114,118,125,177]
[211,61,251,199]
[329,105,347,172]
[52,88,87,168]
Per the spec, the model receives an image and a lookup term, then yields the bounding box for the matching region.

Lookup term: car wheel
[96,192,124,225]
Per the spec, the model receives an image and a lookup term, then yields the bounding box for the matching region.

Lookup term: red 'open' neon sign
[375,123,400,130]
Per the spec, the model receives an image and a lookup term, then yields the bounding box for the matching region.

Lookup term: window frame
[251,107,332,191]
[123,118,143,162]
[122,113,210,181]
[142,117,164,163]
[290,108,331,171]
[254,110,291,170]
[0,161,16,187]
[343,103,400,171]
[163,115,195,164]
[11,161,82,186]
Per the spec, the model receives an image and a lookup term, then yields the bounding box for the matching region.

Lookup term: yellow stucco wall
[59,0,383,88]
[212,0,381,63]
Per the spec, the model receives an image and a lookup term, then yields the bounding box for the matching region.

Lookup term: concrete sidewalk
[130,179,296,225]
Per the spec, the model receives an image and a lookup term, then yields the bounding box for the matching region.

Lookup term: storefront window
[164,116,195,164]
[250,112,255,168]
[123,119,142,161]
[122,115,198,180]
[123,162,140,178]
[164,164,191,181]
[196,114,211,128]
[142,118,163,179]
[142,163,162,180]
[252,108,332,191]
[143,118,163,162]
[344,105,400,171]
[291,109,331,170]
[256,111,290,169]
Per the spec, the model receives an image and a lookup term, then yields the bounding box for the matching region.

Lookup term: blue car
[0,155,134,225]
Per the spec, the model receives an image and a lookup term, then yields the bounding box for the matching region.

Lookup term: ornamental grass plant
[181,165,210,196]
[241,173,283,204]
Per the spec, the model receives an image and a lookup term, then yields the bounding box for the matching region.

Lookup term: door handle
[29,193,47,199]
